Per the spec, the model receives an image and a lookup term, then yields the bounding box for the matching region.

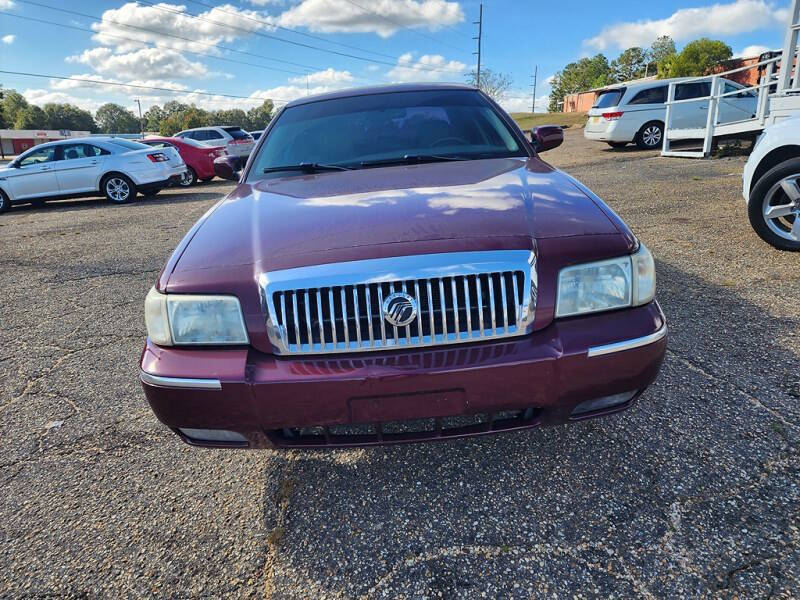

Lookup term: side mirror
[213,156,242,181]
[9,160,20,168]
[530,125,564,153]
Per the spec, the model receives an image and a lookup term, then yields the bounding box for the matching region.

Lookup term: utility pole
[473,4,483,88]
[530,65,538,113]
[134,99,143,138]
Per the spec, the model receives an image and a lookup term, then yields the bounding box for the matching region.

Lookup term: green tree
[42,103,96,132]
[658,38,732,78]
[95,103,140,133]
[465,68,513,100]
[1,90,30,128]
[143,105,166,132]
[162,100,189,117]
[246,100,274,131]
[650,35,676,64]
[210,108,248,128]
[611,47,648,82]
[548,54,613,112]
[13,105,47,129]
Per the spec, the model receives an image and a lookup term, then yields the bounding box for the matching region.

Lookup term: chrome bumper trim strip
[587,324,667,357]
[139,370,222,390]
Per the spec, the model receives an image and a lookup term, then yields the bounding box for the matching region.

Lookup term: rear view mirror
[213,156,242,181]
[530,126,564,153]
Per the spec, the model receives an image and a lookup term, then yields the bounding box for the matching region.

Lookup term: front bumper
[140,301,667,449]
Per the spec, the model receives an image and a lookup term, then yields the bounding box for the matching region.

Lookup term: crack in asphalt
[363,542,656,598]
[666,349,800,432]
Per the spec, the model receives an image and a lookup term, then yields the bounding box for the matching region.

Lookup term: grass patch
[511,112,587,131]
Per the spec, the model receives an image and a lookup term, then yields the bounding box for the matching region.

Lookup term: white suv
[585,77,758,150]
[175,126,255,158]
[0,137,187,212]
[742,117,800,251]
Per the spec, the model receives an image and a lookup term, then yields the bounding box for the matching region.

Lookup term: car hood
[171,157,624,276]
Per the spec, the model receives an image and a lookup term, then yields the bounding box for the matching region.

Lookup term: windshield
[106,138,150,151]
[248,90,526,180]
[592,90,624,109]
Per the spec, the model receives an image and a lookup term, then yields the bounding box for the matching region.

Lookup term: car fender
[742,117,800,203]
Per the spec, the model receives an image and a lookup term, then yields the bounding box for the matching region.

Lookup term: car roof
[283,83,478,108]
[179,126,239,132]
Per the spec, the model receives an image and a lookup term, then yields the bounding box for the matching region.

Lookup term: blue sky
[0,0,793,115]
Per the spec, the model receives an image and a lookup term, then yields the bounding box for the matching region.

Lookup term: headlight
[144,287,249,346]
[555,244,655,318]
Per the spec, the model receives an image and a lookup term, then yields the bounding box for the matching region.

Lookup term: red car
[141,136,226,186]
[140,84,666,449]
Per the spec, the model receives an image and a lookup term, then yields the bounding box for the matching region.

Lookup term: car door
[672,82,711,129]
[53,143,108,194]
[2,145,60,200]
[719,81,758,124]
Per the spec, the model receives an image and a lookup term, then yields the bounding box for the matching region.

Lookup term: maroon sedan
[141,136,225,186]
[141,84,666,449]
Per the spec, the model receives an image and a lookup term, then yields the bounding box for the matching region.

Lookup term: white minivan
[584,77,758,150]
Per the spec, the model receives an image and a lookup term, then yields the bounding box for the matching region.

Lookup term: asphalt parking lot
[1,130,798,598]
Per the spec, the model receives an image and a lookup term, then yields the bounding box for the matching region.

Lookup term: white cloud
[277,0,463,38]
[91,2,268,53]
[584,0,785,51]
[387,52,466,82]
[22,89,106,113]
[66,47,208,80]
[0,1,14,9]
[500,94,550,114]
[1,34,14,44]
[49,74,190,96]
[288,68,354,85]
[734,44,774,58]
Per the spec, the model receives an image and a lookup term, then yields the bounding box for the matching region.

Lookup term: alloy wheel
[180,169,195,187]
[642,126,662,147]
[763,175,800,242]
[106,177,130,202]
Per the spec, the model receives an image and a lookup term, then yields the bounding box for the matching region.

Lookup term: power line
[1,11,310,78]
[13,0,323,73]
[0,69,293,104]
[184,0,403,62]
[340,0,473,56]
[134,0,466,75]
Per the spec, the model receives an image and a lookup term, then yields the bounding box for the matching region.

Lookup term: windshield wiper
[262,163,352,174]
[358,154,470,168]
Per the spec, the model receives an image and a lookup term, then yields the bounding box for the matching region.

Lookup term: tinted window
[249,90,525,180]
[627,86,667,105]
[593,89,625,109]
[143,141,174,149]
[223,127,251,140]
[61,143,103,160]
[205,129,224,140]
[675,82,711,100]
[19,146,57,166]
[251,131,263,140]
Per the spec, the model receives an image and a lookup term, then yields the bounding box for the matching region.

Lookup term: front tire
[0,189,9,214]
[102,174,136,204]
[635,121,664,150]
[748,157,800,251]
[179,167,197,187]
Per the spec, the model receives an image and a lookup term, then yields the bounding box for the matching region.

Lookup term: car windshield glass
[223,127,250,140]
[592,90,624,109]
[248,90,525,180]
[177,137,207,148]
[106,139,150,151]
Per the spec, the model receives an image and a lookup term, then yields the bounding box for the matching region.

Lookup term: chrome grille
[261,251,536,355]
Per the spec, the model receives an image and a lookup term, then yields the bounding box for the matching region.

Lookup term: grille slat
[265,252,535,355]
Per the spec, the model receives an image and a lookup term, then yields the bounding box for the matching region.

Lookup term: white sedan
[0,137,187,212]
[743,117,800,251]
